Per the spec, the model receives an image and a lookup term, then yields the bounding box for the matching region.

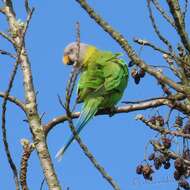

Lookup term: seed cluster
[128,61,146,84]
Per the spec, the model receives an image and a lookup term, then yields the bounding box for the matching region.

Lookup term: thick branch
[3,5,61,190]
[44,94,185,135]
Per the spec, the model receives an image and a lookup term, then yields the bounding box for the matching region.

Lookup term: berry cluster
[136,164,154,181]
[149,115,165,127]
[128,61,146,84]
[148,152,171,170]
[174,155,190,190]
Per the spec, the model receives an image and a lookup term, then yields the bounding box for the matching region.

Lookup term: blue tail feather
[55,97,103,161]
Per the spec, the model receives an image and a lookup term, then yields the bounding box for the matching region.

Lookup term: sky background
[0,0,189,190]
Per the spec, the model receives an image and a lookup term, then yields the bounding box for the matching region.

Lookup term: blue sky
[0,0,187,189]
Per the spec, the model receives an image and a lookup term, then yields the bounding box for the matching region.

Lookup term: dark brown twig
[0,49,16,58]
[20,139,34,190]
[1,61,20,190]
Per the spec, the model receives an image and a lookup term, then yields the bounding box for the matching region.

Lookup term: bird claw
[108,106,117,117]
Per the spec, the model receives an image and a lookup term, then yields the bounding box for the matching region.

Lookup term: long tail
[55,97,103,161]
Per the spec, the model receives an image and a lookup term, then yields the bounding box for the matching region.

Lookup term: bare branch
[0,31,14,44]
[133,37,170,55]
[167,0,190,53]
[152,0,176,28]
[147,0,173,51]
[1,62,20,190]
[24,0,31,14]
[0,49,16,58]
[0,92,26,112]
[44,93,185,136]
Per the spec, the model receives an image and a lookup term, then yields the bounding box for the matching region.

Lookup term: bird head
[63,42,90,65]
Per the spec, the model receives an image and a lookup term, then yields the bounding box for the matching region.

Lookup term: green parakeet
[56,42,128,160]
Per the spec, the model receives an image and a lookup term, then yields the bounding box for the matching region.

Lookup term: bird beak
[63,55,70,65]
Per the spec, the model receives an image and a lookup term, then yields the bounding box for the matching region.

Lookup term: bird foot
[108,106,117,117]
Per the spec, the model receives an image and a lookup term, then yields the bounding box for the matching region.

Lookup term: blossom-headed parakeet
[56,42,128,160]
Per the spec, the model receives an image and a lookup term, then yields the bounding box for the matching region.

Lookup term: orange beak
[63,55,70,65]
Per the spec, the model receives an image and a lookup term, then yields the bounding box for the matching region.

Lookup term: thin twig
[182,0,189,22]
[0,49,16,58]
[0,92,26,112]
[147,0,173,51]
[133,37,170,55]
[39,178,45,190]
[1,61,20,190]
[0,31,14,44]
[151,0,176,28]
[24,0,31,14]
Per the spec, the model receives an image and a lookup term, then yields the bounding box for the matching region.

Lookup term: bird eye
[70,48,73,53]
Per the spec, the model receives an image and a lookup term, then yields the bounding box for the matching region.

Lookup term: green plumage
[56,46,128,160]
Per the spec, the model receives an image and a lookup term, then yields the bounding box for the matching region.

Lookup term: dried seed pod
[156,115,164,126]
[179,179,190,190]
[183,149,190,161]
[134,75,141,84]
[175,158,185,172]
[174,116,183,128]
[183,121,190,134]
[143,173,153,181]
[163,161,171,169]
[142,164,153,175]
[139,69,146,78]
[174,170,181,181]
[136,165,143,175]
[154,158,162,170]
[148,153,155,161]
[128,60,134,67]
[149,116,156,125]
[162,138,171,149]
[131,68,138,78]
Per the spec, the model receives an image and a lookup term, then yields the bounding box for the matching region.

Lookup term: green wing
[77,51,128,103]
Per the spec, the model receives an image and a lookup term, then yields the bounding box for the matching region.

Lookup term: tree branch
[0,92,26,112]
[3,4,61,190]
[136,114,190,139]
[75,0,189,96]
[167,0,190,53]
[44,94,185,136]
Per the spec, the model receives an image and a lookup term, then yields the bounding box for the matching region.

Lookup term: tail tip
[55,147,65,162]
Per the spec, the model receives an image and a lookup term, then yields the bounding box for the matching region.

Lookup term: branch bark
[2,3,61,190]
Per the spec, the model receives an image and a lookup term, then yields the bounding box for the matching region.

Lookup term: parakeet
[56,42,129,160]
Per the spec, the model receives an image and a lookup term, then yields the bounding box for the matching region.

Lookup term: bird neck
[83,46,97,67]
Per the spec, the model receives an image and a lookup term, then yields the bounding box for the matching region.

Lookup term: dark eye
[70,48,74,53]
